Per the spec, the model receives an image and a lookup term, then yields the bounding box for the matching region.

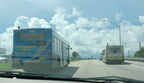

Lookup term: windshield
[0,0,144,82]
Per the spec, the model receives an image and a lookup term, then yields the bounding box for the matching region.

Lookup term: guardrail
[125,57,144,62]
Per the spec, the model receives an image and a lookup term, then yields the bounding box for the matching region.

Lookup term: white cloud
[0,16,50,54]
[139,15,144,23]
[72,7,81,16]
[14,16,50,29]
[29,17,50,28]
[0,27,13,54]
[66,7,81,18]
[63,7,82,18]
[14,16,29,28]
[75,17,108,28]
[1,7,144,58]
[55,7,65,14]
[50,13,69,35]
[119,20,144,54]
[89,18,109,28]
[75,17,89,28]
[50,7,144,57]
[50,7,121,56]
[114,12,123,21]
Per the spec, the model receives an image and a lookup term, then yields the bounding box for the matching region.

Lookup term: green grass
[0,62,12,70]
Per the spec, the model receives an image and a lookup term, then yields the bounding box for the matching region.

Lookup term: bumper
[107,59,124,64]
[12,61,52,72]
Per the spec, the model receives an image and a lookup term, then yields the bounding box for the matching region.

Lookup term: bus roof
[52,30,70,46]
[14,28,51,30]
[14,28,70,46]
[106,45,123,47]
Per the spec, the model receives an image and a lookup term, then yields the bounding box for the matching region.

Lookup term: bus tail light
[122,53,124,59]
[106,53,108,59]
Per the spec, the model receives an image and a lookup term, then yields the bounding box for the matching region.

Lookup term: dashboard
[0,77,85,83]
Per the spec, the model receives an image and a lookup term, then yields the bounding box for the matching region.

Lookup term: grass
[0,62,12,70]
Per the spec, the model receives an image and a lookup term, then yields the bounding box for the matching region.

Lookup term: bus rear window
[109,48,121,53]
[19,33,46,41]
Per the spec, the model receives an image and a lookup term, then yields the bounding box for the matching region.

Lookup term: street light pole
[103,20,121,45]
[119,25,121,45]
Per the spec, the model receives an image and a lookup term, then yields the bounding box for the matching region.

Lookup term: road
[13,60,144,81]
[71,60,144,80]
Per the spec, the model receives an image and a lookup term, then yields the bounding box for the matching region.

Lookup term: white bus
[101,44,124,64]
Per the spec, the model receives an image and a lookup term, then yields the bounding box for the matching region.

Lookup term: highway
[12,60,144,81]
[71,60,144,80]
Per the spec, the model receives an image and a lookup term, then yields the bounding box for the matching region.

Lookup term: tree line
[134,47,144,57]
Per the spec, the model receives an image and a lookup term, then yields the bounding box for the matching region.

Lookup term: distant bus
[101,45,124,64]
[12,28,71,72]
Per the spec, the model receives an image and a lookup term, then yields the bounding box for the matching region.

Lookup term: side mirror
[67,46,72,50]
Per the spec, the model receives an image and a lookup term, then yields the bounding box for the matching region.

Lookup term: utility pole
[139,42,141,50]
[119,25,121,45]
[103,20,121,45]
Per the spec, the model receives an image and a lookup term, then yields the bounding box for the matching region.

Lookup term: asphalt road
[13,60,144,81]
[71,60,144,80]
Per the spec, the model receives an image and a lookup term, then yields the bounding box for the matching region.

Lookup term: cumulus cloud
[50,7,110,56]
[50,11,69,36]
[66,7,81,18]
[49,7,110,56]
[75,17,89,28]
[0,16,50,54]
[55,7,65,14]
[14,16,50,28]
[1,7,144,58]
[14,16,29,28]
[89,18,109,28]
[0,27,13,54]
[29,17,50,28]
[139,15,144,23]
[72,7,81,16]
[114,12,123,21]
[50,7,144,57]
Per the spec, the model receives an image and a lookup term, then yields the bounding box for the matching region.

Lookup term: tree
[72,51,79,59]
[134,51,141,57]
[134,47,144,57]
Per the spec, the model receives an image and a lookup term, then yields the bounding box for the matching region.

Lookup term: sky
[0,0,144,58]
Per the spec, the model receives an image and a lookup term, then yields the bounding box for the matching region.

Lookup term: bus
[12,28,71,72]
[101,44,124,64]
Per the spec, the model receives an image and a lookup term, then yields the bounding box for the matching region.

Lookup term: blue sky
[0,0,144,58]
[1,0,144,32]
